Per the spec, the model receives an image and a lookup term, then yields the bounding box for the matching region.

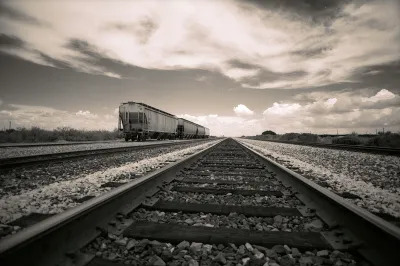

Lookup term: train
[118,102,210,141]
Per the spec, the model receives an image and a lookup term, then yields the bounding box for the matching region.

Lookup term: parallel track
[0,138,399,266]
[0,139,210,169]
[248,139,400,156]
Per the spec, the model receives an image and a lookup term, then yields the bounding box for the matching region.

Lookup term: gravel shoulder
[238,138,400,220]
[0,139,201,159]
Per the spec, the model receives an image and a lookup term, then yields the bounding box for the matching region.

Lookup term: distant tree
[262,130,277,135]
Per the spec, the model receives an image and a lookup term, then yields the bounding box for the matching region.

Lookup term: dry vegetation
[247,132,400,148]
[0,127,120,143]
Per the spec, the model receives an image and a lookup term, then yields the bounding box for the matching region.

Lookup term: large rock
[291,248,301,257]
[273,215,283,224]
[245,242,254,252]
[304,219,324,232]
[190,242,203,254]
[126,239,137,250]
[213,252,227,264]
[253,249,265,259]
[203,244,213,253]
[316,250,329,257]
[299,256,313,266]
[280,254,295,266]
[177,240,190,250]
[238,245,246,255]
[272,245,286,255]
[188,259,199,266]
[265,249,278,259]
[151,255,166,266]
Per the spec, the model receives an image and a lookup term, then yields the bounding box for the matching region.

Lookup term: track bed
[1,139,399,266]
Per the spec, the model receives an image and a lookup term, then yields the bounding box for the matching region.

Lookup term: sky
[0,0,399,136]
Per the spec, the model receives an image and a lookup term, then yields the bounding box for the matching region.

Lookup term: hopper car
[118,102,177,141]
[177,118,209,139]
[118,102,210,141]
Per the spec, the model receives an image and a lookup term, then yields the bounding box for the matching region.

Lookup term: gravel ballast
[157,191,302,208]
[84,236,361,266]
[130,208,326,233]
[0,140,219,228]
[238,138,400,220]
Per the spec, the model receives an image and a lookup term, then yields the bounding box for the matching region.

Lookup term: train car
[197,125,205,138]
[119,102,177,141]
[205,127,210,138]
[177,118,199,139]
[196,125,210,138]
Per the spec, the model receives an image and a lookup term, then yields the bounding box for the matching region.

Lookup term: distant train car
[197,125,205,138]
[197,125,210,138]
[119,102,177,141]
[177,118,199,139]
[205,127,210,138]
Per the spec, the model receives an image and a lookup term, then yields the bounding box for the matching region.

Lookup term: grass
[0,127,121,143]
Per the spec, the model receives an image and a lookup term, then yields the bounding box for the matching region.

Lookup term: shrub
[0,127,121,143]
[367,133,400,148]
[262,130,277,136]
[332,135,362,145]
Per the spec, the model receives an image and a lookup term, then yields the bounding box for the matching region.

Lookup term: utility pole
[9,121,11,130]
[383,127,385,134]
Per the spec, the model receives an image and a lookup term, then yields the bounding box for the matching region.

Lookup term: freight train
[118,102,210,141]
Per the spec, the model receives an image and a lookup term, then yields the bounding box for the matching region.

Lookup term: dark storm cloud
[241,69,308,88]
[290,46,333,58]
[0,2,46,26]
[0,34,25,48]
[37,52,71,69]
[354,63,400,91]
[242,0,347,22]
[227,59,260,70]
[65,39,105,63]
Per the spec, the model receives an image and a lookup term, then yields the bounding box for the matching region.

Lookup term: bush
[332,135,362,145]
[262,130,277,135]
[280,133,320,143]
[367,132,400,148]
[0,127,121,143]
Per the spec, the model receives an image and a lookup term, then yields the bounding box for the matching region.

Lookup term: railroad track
[0,138,399,266]
[248,139,400,156]
[0,139,210,169]
[0,140,120,148]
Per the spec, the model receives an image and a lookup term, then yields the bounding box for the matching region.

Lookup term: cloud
[76,110,98,119]
[176,89,400,136]
[263,103,301,116]
[362,89,395,102]
[233,104,254,116]
[178,113,262,137]
[0,0,398,88]
[262,89,400,133]
[0,104,117,130]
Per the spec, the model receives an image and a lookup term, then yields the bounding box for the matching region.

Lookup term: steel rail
[0,140,121,148]
[248,139,400,156]
[0,139,211,169]
[0,139,224,266]
[236,139,400,266]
